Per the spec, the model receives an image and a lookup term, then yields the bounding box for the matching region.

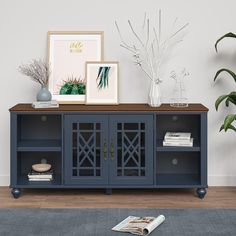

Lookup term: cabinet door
[109,115,153,185]
[64,115,108,185]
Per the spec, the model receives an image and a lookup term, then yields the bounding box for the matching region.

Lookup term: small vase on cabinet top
[37,85,52,102]
[148,80,161,107]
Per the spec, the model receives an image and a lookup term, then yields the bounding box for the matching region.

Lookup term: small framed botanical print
[86,62,119,104]
[47,31,104,103]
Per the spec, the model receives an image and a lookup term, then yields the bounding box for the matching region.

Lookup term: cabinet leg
[105,188,112,195]
[196,188,207,199]
[11,188,21,199]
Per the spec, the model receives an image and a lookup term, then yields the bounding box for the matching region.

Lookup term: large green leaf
[223,114,236,131]
[214,68,236,83]
[227,124,236,132]
[226,92,236,107]
[219,124,224,132]
[228,91,236,102]
[220,123,236,132]
[215,32,236,52]
[215,95,228,111]
[217,92,236,109]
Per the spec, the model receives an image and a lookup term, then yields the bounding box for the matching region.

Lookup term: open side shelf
[155,151,201,187]
[16,151,62,189]
[156,173,201,187]
[17,174,62,188]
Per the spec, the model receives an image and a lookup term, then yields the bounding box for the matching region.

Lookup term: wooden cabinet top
[9,103,208,113]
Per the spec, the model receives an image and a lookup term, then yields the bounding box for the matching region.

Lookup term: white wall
[0,0,236,186]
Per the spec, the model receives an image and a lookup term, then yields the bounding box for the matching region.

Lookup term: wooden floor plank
[1,187,236,208]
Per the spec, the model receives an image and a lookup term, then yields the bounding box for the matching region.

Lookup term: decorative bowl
[32,163,51,172]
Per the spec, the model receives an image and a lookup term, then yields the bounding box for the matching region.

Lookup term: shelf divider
[156,139,200,152]
[17,139,62,152]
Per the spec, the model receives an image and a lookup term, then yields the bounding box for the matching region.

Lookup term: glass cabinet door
[109,115,153,185]
[64,115,108,185]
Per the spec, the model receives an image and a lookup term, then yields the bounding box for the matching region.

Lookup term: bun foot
[196,188,207,199]
[11,188,21,199]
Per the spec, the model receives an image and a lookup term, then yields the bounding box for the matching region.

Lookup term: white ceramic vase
[148,80,161,107]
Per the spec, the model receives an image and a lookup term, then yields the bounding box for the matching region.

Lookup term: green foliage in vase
[214,32,236,132]
[97,67,111,90]
[60,76,85,95]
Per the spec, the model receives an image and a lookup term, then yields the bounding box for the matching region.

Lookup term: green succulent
[60,76,85,95]
[214,32,236,132]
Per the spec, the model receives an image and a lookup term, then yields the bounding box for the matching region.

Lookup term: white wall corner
[209,175,236,186]
[0,175,10,186]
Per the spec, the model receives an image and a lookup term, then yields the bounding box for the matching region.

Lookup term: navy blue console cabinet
[9,104,208,199]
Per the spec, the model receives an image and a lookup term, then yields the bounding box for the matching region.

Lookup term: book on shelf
[163,138,193,147]
[112,215,165,235]
[28,170,53,181]
[28,178,52,181]
[32,100,59,109]
[164,132,191,141]
[28,175,53,179]
[163,132,193,147]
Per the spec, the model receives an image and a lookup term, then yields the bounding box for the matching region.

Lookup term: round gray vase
[37,86,52,101]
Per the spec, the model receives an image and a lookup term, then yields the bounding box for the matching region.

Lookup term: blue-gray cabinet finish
[64,115,109,185]
[9,104,208,199]
[109,115,153,185]
[64,114,153,186]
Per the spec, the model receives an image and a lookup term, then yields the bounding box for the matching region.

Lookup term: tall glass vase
[148,80,161,107]
[170,79,188,107]
[170,69,189,107]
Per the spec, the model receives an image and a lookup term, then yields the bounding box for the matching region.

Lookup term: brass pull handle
[110,142,114,160]
[103,141,107,160]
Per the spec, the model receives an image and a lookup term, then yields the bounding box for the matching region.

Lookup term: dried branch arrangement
[19,59,50,86]
[115,10,189,84]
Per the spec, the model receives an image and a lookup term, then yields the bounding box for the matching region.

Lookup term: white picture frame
[47,31,104,103]
[86,62,119,105]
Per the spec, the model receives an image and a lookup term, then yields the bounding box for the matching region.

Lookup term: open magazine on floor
[112,215,165,235]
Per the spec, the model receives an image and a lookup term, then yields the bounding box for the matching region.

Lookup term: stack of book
[32,100,59,109]
[28,169,53,181]
[163,132,193,147]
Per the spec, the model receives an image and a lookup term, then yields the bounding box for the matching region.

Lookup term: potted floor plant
[214,33,236,132]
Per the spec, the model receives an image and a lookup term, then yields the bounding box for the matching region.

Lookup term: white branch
[115,10,189,84]
[128,20,145,48]
[142,12,147,30]
[145,19,150,47]
[158,9,162,42]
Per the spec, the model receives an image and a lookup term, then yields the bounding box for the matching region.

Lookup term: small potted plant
[19,59,52,101]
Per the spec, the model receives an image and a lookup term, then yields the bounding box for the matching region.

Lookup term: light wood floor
[1,187,236,208]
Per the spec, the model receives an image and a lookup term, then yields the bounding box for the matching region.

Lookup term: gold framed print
[48,31,104,103]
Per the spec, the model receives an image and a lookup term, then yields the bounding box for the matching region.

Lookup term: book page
[143,215,165,235]
[112,215,165,235]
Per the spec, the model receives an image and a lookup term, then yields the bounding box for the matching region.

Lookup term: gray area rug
[0,208,235,236]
